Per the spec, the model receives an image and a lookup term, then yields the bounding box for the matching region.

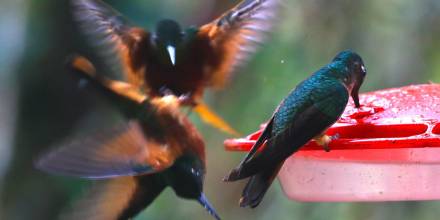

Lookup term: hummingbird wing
[237,117,274,167]
[68,55,147,104]
[72,0,150,86]
[198,0,281,88]
[61,175,165,220]
[225,82,349,180]
[35,120,180,179]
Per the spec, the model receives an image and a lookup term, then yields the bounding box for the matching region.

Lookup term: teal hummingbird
[223,50,367,208]
[35,56,220,220]
[71,0,280,136]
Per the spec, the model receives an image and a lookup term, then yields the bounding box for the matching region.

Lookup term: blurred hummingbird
[35,56,220,220]
[71,0,281,136]
[223,50,367,208]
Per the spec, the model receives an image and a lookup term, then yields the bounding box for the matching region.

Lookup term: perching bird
[35,56,220,220]
[223,50,367,208]
[71,0,281,136]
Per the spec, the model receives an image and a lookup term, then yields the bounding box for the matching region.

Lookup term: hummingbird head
[155,19,183,66]
[166,155,205,198]
[331,50,367,108]
[165,154,220,219]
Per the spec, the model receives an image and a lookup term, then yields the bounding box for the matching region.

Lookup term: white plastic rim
[278,148,440,202]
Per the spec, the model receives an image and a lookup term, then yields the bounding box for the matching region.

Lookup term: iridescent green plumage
[224,50,367,208]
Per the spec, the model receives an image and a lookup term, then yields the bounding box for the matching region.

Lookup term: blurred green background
[1,0,440,219]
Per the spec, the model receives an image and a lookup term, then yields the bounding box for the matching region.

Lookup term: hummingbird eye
[353,62,366,76]
[152,34,159,44]
[361,65,367,75]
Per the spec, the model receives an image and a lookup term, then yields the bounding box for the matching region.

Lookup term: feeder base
[280,152,440,202]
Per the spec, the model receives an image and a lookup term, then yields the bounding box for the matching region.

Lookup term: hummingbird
[223,50,367,208]
[71,0,281,136]
[35,56,221,220]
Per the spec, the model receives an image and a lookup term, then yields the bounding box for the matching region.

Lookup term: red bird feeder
[225,84,440,202]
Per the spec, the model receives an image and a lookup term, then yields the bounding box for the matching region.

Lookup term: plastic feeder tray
[225,84,440,202]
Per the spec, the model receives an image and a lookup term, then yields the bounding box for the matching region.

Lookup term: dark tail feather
[239,163,282,208]
[198,193,221,220]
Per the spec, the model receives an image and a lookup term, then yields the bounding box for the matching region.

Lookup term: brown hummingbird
[71,0,281,136]
[35,56,220,220]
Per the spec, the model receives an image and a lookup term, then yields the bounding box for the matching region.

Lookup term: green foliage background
[1,0,440,219]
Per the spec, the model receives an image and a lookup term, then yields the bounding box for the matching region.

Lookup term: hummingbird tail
[198,193,221,220]
[239,163,282,208]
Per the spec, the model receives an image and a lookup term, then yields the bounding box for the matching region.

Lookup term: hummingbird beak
[351,64,367,108]
[198,193,221,220]
[167,45,176,66]
[351,78,364,108]
[351,88,360,108]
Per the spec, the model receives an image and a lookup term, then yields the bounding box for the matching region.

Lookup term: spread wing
[72,0,149,86]
[198,0,281,88]
[225,83,349,180]
[35,121,181,179]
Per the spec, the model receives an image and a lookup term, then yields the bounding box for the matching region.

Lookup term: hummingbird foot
[331,133,340,141]
[314,133,339,152]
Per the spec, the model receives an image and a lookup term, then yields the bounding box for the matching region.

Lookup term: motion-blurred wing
[198,0,281,87]
[36,121,179,179]
[68,55,147,104]
[61,175,165,220]
[72,0,149,86]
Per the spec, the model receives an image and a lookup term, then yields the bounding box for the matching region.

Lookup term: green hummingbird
[35,56,220,220]
[223,50,367,208]
[71,0,280,136]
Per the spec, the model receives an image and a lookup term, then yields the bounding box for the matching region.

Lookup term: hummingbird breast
[145,39,217,99]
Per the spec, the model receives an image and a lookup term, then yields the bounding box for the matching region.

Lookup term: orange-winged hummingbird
[35,56,220,220]
[71,0,281,136]
[223,50,367,208]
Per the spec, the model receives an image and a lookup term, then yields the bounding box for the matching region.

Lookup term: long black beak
[198,193,221,220]
[351,77,364,108]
